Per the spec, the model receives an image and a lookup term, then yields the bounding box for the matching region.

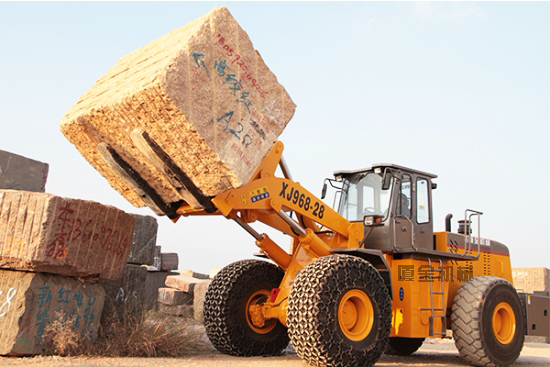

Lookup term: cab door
[393,174,414,250]
[414,176,434,250]
[393,173,434,250]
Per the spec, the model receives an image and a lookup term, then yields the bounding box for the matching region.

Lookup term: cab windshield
[338,172,393,222]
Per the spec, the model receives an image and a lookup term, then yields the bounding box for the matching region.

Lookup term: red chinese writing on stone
[46,203,131,260]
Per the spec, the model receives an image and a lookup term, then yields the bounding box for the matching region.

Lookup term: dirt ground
[0,340,548,367]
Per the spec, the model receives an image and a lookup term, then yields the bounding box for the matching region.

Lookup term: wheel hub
[246,290,277,334]
[338,289,374,341]
[492,302,516,344]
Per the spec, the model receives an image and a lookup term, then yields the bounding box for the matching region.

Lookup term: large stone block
[179,270,209,280]
[127,214,158,265]
[513,268,549,294]
[161,253,178,271]
[100,264,148,305]
[0,269,105,355]
[165,274,203,293]
[193,279,211,324]
[0,150,48,193]
[157,287,193,306]
[144,270,179,308]
[60,6,295,210]
[146,245,162,271]
[0,190,135,280]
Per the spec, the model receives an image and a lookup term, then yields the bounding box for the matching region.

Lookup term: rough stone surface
[144,270,178,308]
[193,279,211,324]
[0,269,105,355]
[60,6,296,210]
[100,264,148,316]
[513,268,549,294]
[164,274,203,293]
[157,287,193,306]
[146,246,162,271]
[127,215,158,265]
[161,253,178,271]
[179,270,209,280]
[0,150,48,193]
[0,190,135,280]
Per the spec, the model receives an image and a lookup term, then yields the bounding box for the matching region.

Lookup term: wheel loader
[101,133,548,367]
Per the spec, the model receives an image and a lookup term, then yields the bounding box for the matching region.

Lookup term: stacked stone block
[0,189,135,355]
[512,267,550,344]
[160,253,179,271]
[512,268,549,295]
[0,269,105,355]
[127,214,158,266]
[0,150,48,193]
[158,272,212,323]
[0,190,135,280]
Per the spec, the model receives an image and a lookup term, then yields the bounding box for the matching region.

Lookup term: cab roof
[334,163,437,180]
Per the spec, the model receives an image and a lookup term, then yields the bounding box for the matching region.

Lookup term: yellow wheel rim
[492,302,516,344]
[245,290,276,334]
[338,289,374,341]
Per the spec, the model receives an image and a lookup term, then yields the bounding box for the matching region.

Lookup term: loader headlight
[364,215,384,227]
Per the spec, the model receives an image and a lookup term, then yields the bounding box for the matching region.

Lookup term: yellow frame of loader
[172,141,514,336]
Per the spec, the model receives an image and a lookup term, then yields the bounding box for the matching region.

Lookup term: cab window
[339,173,393,222]
[398,175,411,218]
[416,178,430,224]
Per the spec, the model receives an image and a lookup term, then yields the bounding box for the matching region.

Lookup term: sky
[0,2,548,273]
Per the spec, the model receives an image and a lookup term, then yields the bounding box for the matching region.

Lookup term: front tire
[287,255,392,367]
[203,259,289,356]
[451,276,525,367]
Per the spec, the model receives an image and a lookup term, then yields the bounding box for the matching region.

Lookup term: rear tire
[385,337,425,355]
[203,259,289,356]
[451,276,525,367]
[287,255,392,367]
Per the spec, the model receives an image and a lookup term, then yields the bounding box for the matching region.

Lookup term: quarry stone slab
[161,253,179,271]
[193,279,211,324]
[0,190,135,280]
[146,245,162,271]
[157,287,193,306]
[100,264,148,306]
[513,268,549,294]
[0,150,48,193]
[60,6,296,211]
[164,274,203,293]
[0,269,105,355]
[127,214,158,265]
[144,270,178,308]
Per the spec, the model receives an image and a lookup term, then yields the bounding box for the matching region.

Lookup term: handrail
[462,209,483,260]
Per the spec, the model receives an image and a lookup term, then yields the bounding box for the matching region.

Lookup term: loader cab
[334,164,437,252]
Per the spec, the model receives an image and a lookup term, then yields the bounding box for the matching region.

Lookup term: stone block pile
[512,267,550,344]
[0,150,135,355]
[100,214,157,315]
[157,271,212,324]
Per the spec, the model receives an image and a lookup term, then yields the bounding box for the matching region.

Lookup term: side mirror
[382,171,392,190]
[321,181,328,200]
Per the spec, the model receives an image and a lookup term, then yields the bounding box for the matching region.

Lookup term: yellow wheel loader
[101,133,548,367]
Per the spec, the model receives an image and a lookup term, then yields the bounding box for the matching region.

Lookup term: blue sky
[1,2,548,272]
